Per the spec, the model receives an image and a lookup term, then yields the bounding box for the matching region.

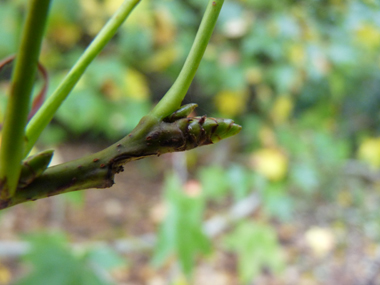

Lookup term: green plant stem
[2,113,241,209]
[24,0,141,157]
[0,0,51,198]
[151,0,224,119]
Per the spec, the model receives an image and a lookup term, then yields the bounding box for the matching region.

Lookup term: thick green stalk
[151,0,224,119]
[24,0,141,157]
[2,109,241,209]
[0,0,51,198]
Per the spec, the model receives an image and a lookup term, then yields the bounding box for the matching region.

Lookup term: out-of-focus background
[1,0,380,284]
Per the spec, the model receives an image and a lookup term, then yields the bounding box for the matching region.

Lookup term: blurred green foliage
[14,233,126,285]
[1,0,380,283]
[1,0,380,140]
[223,221,284,283]
[153,172,211,277]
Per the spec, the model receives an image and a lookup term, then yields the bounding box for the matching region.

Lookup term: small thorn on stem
[198,115,206,125]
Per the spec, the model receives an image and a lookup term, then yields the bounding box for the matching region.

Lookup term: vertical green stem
[24,0,141,157]
[151,0,224,119]
[0,0,51,198]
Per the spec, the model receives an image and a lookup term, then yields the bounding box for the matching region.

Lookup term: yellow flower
[287,44,305,66]
[245,67,262,84]
[251,148,288,181]
[258,126,276,147]
[355,23,380,49]
[124,68,150,100]
[214,90,247,117]
[358,137,380,168]
[270,95,293,125]
[145,46,179,72]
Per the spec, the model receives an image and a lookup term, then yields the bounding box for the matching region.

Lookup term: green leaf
[223,221,285,283]
[0,3,19,56]
[62,191,85,207]
[162,1,198,26]
[269,64,297,93]
[227,164,252,201]
[55,87,106,135]
[198,166,229,200]
[15,233,109,285]
[119,26,153,64]
[152,173,211,277]
[261,183,294,221]
[220,65,246,90]
[313,131,349,166]
[85,246,127,271]
[84,58,125,92]
[38,124,67,146]
[290,162,319,193]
